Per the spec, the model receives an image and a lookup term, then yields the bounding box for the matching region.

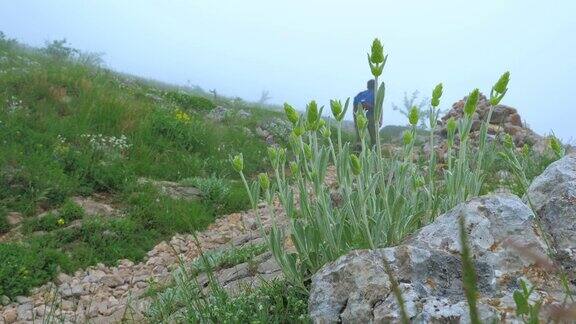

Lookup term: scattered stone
[137,178,202,201]
[6,212,23,226]
[72,196,116,217]
[0,296,9,306]
[2,308,17,324]
[207,106,230,122]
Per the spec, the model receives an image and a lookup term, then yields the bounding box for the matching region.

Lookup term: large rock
[527,153,576,276]
[308,194,560,323]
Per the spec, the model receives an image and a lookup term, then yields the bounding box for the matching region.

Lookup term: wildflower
[258,173,270,190]
[330,99,344,121]
[464,89,480,117]
[369,38,385,64]
[284,103,299,125]
[408,106,419,126]
[232,154,244,172]
[402,131,413,145]
[355,112,368,131]
[349,154,362,175]
[446,117,457,135]
[431,83,443,107]
[174,109,191,123]
[57,218,65,226]
[306,100,320,131]
[290,161,299,175]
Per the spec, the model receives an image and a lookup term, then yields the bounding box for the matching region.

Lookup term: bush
[166,91,215,111]
[0,243,59,298]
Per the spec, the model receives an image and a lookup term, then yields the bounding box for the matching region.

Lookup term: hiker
[353,79,380,148]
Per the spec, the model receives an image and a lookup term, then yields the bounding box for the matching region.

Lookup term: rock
[6,212,23,226]
[308,194,558,323]
[237,109,251,119]
[527,153,576,273]
[207,106,229,122]
[137,178,202,201]
[2,308,17,324]
[14,296,30,304]
[0,295,10,306]
[101,275,124,288]
[72,196,116,217]
[55,272,72,285]
[16,303,33,321]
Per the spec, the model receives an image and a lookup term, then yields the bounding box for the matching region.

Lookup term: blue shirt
[353,89,375,115]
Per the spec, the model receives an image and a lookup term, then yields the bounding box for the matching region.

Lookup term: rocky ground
[0,200,284,323]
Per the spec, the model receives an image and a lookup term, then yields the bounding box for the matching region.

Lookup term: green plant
[0,207,9,234]
[181,175,230,206]
[166,91,216,111]
[0,243,59,298]
[235,39,509,289]
[513,279,542,323]
[459,215,480,324]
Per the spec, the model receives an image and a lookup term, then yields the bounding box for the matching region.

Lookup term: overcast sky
[1,0,575,141]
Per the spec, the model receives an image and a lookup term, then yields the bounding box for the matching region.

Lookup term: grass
[0,34,289,298]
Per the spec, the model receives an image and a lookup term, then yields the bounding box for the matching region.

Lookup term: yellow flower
[174,109,191,123]
[57,218,65,226]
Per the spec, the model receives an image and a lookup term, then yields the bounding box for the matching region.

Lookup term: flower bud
[549,136,563,156]
[289,161,299,175]
[493,71,510,95]
[503,133,514,149]
[306,100,319,130]
[464,89,480,117]
[356,112,368,131]
[408,106,419,126]
[267,146,278,165]
[330,99,343,120]
[284,103,299,125]
[402,131,413,145]
[431,83,443,107]
[369,38,385,64]
[446,117,457,134]
[258,173,270,190]
[349,154,362,175]
[232,153,244,172]
[278,147,287,164]
[320,126,331,138]
[293,126,305,137]
[303,143,313,160]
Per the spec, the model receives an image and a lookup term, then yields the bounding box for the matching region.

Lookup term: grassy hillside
[0,35,288,297]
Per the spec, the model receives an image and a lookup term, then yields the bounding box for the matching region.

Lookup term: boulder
[527,153,576,276]
[308,194,562,323]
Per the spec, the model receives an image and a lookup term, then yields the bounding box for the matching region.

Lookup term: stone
[101,275,124,288]
[6,212,23,226]
[0,295,10,306]
[137,178,202,201]
[527,153,576,273]
[2,308,17,324]
[16,303,33,321]
[308,194,558,323]
[207,106,230,122]
[71,196,116,217]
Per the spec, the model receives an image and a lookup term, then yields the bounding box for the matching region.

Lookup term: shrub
[166,91,215,111]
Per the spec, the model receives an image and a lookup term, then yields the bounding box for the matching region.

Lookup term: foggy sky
[1,0,575,141]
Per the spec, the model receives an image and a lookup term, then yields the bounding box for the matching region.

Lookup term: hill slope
[0,36,291,298]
